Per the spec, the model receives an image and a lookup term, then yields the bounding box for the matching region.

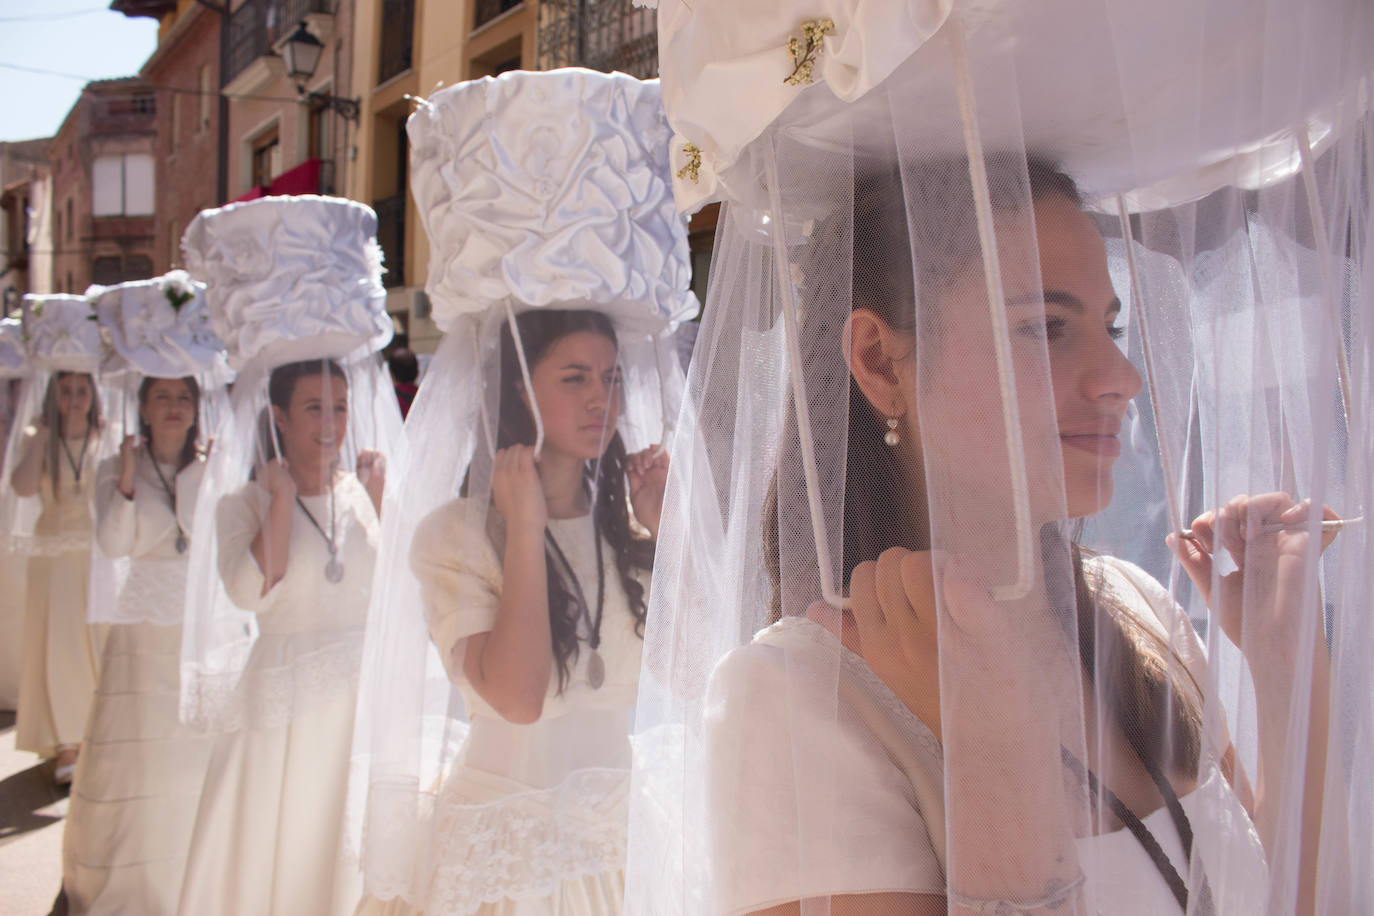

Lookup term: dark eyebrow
[559,363,593,371]
[1006,290,1122,317]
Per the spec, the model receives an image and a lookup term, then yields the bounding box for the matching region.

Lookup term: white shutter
[91,156,124,216]
[125,153,155,215]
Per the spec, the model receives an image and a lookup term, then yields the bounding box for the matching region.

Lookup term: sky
[0,0,160,143]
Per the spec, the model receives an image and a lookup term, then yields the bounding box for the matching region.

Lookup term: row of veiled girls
[2,3,1371,913]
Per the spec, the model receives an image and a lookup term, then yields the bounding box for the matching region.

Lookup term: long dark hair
[762,155,1204,779]
[41,370,102,490]
[496,309,654,692]
[138,375,203,472]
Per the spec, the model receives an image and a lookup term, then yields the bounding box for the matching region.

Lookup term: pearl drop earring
[884,417,900,447]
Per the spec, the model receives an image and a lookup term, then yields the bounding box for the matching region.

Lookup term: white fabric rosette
[182,195,393,371]
[23,294,104,375]
[408,68,698,333]
[93,270,231,384]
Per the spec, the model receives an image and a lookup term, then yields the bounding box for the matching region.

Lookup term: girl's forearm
[468,527,553,723]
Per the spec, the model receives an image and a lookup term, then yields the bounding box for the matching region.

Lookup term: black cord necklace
[295,475,343,583]
[1060,746,1215,914]
[148,451,188,553]
[545,512,606,689]
[59,428,91,495]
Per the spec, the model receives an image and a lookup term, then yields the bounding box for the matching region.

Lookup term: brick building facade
[128,0,222,274]
[47,78,159,295]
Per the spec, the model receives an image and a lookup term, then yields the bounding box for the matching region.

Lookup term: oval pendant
[325,558,344,583]
[175,532,188,554]
[586,649,605,689]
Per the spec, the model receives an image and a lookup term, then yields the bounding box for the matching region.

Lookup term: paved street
[0,711,67,916]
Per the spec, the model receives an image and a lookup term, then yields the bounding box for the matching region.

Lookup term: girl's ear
[844,308,912,422]
[270,404,288,435]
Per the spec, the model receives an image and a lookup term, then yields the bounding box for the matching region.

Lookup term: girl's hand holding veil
[492,445,548,535]
[1169,493,1340,914]
[1169,493,1338,679]
[626,446,669,539]
[812,547,1086,908]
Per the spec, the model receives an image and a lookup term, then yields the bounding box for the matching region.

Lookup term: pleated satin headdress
[0,293,126,557]
[177,195,403,733]
[350,68,697,909]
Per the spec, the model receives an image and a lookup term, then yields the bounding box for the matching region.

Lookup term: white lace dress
[705,557,1269,915]
[177,475,379,916]
[62,451,213,915]
[363,498,646,916]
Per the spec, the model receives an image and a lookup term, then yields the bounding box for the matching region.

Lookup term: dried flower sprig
[677,142,703,183]
[784,19,835,87]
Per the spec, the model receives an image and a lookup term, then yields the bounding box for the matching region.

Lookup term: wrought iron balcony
[537,0,658,79]
[225,0,336,87]
[475,0,522,30]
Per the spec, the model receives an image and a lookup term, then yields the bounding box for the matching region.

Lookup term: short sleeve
[94,453,136,558]
[410,499,504,684]
[216,484,270,611]
[703,619,946,914]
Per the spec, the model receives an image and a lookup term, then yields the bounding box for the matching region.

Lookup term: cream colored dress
[61,451,214,915]
[176,475,378,916]
[359,499,645,916]
[705,556,1268,915]
[15,428,105,756]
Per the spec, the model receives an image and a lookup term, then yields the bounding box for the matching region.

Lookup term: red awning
[269,158,322,197]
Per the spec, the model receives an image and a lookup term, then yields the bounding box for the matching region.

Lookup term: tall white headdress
[352,68,695,909]
[85,272,233,626]
[178,195,403,733]
[628,1,1373,914]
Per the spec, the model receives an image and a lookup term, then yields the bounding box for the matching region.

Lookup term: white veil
[178,195,402,734]
[85,272,232,627]
[350,68,697,910]
[628,1,1373,913]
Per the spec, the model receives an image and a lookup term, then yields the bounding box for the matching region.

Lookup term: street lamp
[281,21,360,122]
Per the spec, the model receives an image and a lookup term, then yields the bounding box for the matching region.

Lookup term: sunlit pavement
[0,711,67,915]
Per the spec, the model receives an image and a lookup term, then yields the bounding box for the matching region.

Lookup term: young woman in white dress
[61,374,214,914]
[365,309,666,916]
[9,370,106,784]
[353,69,693,916]
[701,160,1326,915]
[177,358,385,916]
[625,2,1366,912]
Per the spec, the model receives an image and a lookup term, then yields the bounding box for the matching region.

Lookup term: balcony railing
[277,0,333,28]
[225,0,336,87]
[475,0,522,30]
[377,0,415,85]
[90,94,157,135]
[537,0,658,79]
[373,194,405,288]
[225,0,269,85]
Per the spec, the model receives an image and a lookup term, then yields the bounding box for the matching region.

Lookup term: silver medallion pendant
[586,649,605,689]
[325,557,344,583]
[175,532,188,554]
